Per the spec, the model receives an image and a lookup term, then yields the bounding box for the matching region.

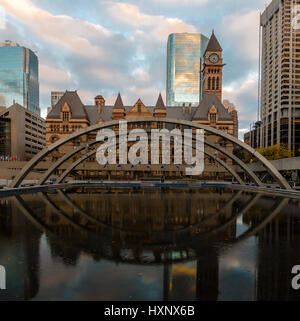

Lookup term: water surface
[0,187,299,301]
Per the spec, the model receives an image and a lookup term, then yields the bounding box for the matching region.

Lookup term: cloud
[106,2,196,40]
[0,0,267,133]
[2,0,112,58]
[221,10,260,63]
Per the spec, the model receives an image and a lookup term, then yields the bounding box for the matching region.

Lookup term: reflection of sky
[34,236,163,301]
[218,223,257,302]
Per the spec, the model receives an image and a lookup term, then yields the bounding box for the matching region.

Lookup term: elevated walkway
[1,180,300,199]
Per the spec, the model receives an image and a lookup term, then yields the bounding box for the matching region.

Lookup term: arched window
[212,77,216,90]
[51,136,59,144]
[208,77,211,90]
[216,77,220,90]
[62,112,70,121]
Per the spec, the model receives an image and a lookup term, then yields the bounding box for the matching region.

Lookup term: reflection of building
[0,103,46,160]
[0,41,40,115]
[241,197,300,301]
[258,0,300,155]
[167,33,209,107]
[256,213,300,300]
[0,199,42,300]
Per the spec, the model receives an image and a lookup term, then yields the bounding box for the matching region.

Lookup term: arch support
[10,118,290,189]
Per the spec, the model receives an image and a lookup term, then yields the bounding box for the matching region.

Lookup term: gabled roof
[205,31,222,52]
[192,94,233,121]
[114,93,124,109]
[155,93,166,109]
[47,91,88,119]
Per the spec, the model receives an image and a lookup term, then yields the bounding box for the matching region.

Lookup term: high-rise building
[223,100,239,138]
[51,91,65,108]
[259,0,300,155]
[166,33,209,107]
[0,40,40,115]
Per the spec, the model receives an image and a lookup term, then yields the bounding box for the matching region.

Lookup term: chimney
[189,103,192,115]
[182,103,185,115]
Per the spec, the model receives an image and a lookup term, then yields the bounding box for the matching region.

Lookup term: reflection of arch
[11,189,289,266]
[194,194,262,239]
[10,118,290,189]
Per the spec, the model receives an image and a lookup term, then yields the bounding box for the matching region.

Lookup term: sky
[0,0,270,138]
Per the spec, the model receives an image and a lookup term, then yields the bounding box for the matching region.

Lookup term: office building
[0,40,40,115]
[166,33,209,107]
[0,103,46,160]
[223,100,239,138]
[51,91,65,108]
[259,0,300,155]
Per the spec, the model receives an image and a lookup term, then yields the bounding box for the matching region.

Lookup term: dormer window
[62,112,70,121]
[210,113,216,123]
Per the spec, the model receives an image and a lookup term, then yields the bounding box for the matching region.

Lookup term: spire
[205,31,222,52]
[114,92,124,109]
[155,93,166,109]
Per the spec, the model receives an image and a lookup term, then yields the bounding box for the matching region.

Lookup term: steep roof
[47,91,88,119]
[205,31,222,52]
[192,94,233,121]
[114,93,124,109]
[155,93,166,109]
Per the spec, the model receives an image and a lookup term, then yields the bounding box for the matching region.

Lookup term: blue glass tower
[0,41,40,115]
[167,33,209,107]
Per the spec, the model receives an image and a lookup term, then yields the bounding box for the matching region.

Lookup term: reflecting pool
[0,187,300,301]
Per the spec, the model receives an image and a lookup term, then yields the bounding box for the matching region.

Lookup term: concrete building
[223,100,238,138]
[0,40,40,115]
[51,91,65,108]
[259,0,300,155]
[0,103,46,161]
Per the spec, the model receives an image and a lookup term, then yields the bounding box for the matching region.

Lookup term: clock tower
[202,31,224,101]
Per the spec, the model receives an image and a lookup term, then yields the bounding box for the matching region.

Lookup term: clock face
[209,53,219,64]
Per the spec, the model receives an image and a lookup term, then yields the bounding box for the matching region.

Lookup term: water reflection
[0,187,299,301]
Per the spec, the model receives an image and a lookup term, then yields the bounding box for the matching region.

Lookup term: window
[210,113,217,123]
[51,136,58,144]
[62,112,70,121]
[208,77,211,90]
[212,77,216,90]
[137,104,141,113]
[216,77,220,90]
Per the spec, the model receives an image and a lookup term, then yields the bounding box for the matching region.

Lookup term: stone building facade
[45,33,237,180]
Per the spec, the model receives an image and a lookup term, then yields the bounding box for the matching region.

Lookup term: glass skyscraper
[0,41,40,115]
[167,33,209,107]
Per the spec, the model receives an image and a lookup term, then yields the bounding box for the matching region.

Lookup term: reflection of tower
[196,254,219,301]
[163,262,172,301]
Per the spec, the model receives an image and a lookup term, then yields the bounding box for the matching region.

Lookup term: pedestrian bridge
[9,118,290,190]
